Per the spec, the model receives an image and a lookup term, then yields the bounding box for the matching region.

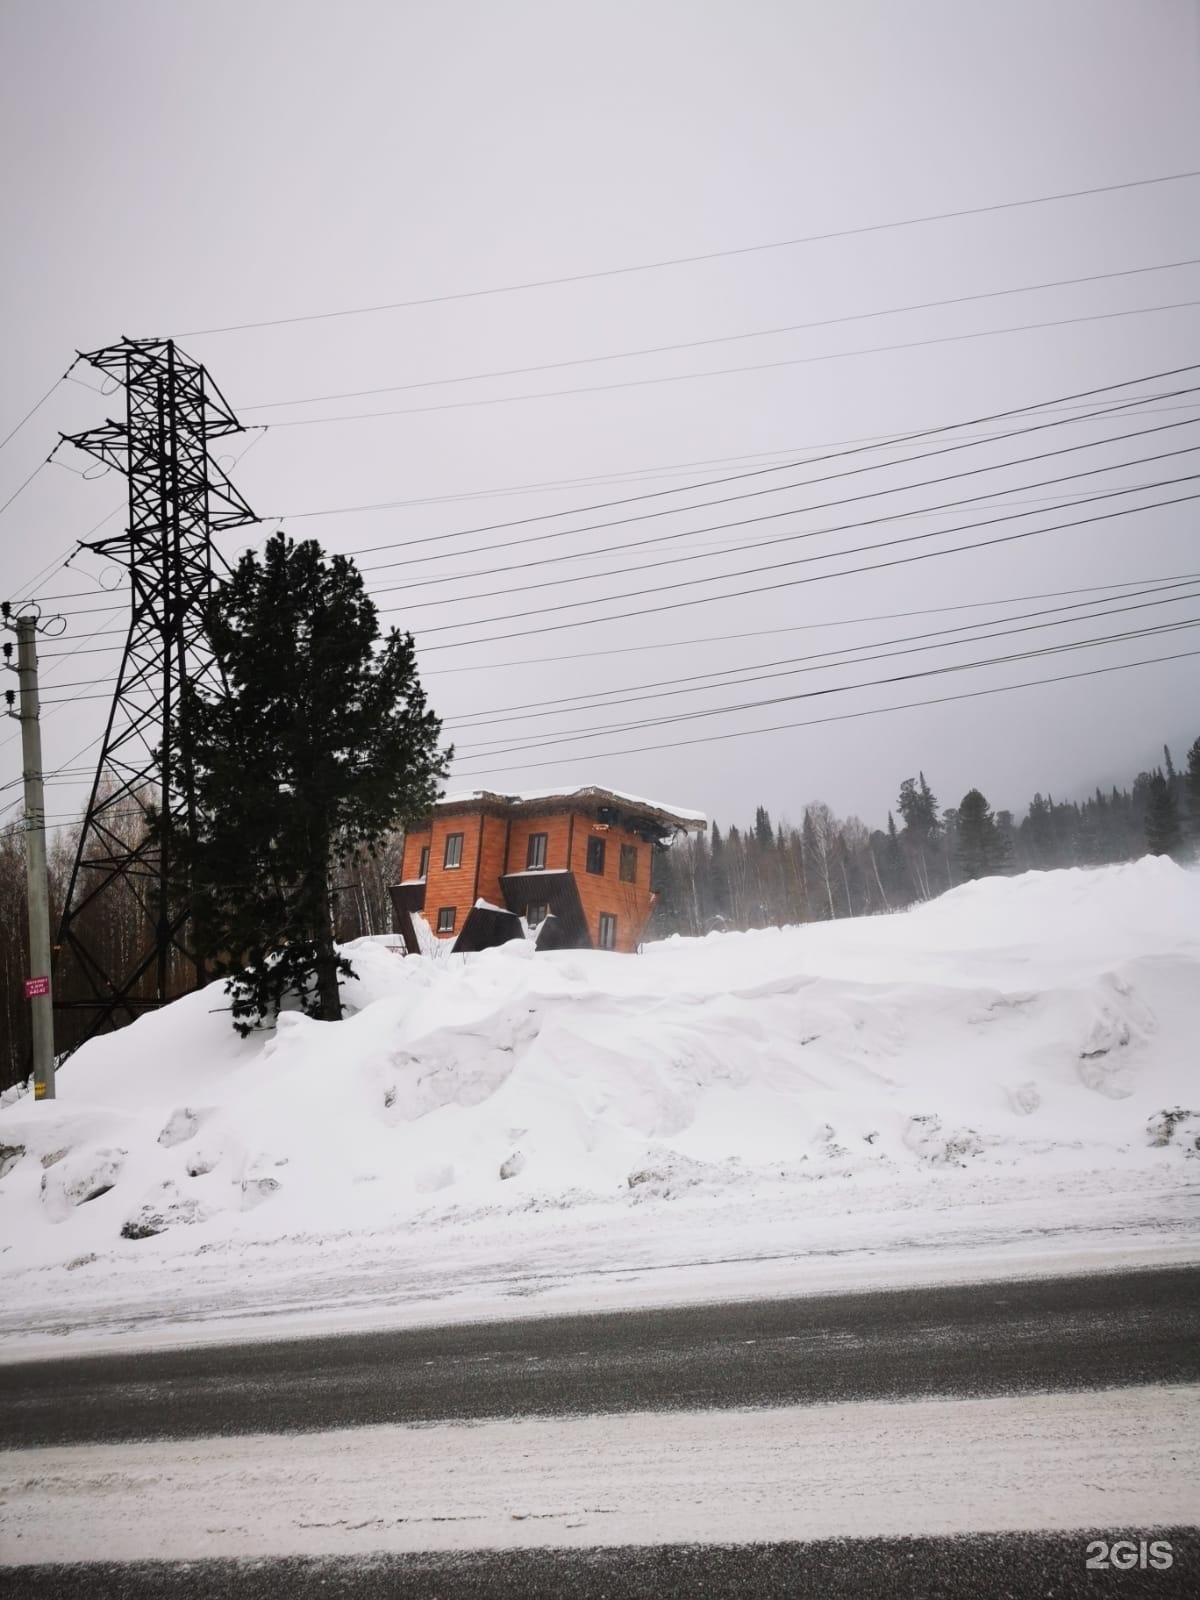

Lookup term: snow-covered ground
[1,858,1197,1357]
[5,1385,1195,1559]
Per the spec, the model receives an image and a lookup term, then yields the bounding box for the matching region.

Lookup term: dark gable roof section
[500,870,592,949]
[453,904,525,955]
[388,881,427,956]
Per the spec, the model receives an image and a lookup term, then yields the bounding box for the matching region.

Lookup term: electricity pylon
[56,337,258,1049]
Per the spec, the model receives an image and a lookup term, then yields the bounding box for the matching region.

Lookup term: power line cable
[410,472,1200,639]
[179,169,1200,337]
[0,588,128,756]
[37,408,1183,615]
[39,459,1194,627]
[390,471,1197,624]
[7,547,82,608]
[0,449,59,523]
[420,569,1200,675]
[268,394,1197,530]
[410,485,1200,650]
[238,257,1200,412]
[451,618,1200,762]
[355,395,1200,580]
[450,647,1200,780]
[37,639,136,660]
[0,807,147,837]
[25,485,1200,655]
[0,360,80,455]
[40,384,1189,617]
[257,298,1200,431]
[458,597,1200,747]
[446,580,1200,730]
[30,569,1199,696]
[324,361,1200,560]
[562,483,1179,554]
[363,418,1200,604]
[39,574,1193,708]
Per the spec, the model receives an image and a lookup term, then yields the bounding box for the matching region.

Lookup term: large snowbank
[1,858,1197,1351]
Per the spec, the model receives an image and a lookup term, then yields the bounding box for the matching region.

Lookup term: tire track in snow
[2,1385,1197,1563]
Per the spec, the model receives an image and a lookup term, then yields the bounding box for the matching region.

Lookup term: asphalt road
[5,1531,1198,1600]
[2,1263,1198,1447]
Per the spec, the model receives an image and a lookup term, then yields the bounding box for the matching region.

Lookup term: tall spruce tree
[754,805,774,849]
[896,772,939,899]
[1185,736,1200,838]
[1022,792,1054,864]
[956,789,1008,879]
[1144,770,1181,857]
[168,533,450,1031]
[883,811,905,889]
[897,772,939,839]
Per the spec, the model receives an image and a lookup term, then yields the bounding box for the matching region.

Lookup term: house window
[418,845,430,879]
[443,832,464,869]
[598,912,617,950]
[619,844,638,884]
[586,836,606,875]
[526,902,549,927]
[526,832,548,870]
[436,906,456,933]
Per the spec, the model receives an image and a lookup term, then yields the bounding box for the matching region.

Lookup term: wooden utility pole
[2,605,55,1098]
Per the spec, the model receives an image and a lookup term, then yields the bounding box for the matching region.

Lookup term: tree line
[650,737,1200,938]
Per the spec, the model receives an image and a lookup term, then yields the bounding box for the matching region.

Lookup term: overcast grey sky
[1,0,1198,834]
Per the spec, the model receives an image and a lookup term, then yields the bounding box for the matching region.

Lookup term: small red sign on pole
[24,976,50,999]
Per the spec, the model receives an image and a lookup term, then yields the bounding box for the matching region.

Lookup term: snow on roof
[436,785,707,829]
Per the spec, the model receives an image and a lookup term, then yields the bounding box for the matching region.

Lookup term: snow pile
[1,858,1197,1342]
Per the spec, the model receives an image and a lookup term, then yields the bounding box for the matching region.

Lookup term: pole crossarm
[55,337,258,1053]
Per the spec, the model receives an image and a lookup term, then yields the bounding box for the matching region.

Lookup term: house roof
[435,785,707,832]
[499,870,591,948]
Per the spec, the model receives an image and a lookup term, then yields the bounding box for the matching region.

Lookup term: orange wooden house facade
[390,787,705,955]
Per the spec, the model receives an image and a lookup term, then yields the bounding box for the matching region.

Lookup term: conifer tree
[956,789,1009,879]
[897,773,940,898]
[707,821,728,919]
[897,773,939,840]
[166,533,450,1032]
[995,808,1016,865]
[883,811,905,890]
[754,805,774,849]
[1185,736,1200,838]
[1144,770,1181,858]
[1022,792,1054,864]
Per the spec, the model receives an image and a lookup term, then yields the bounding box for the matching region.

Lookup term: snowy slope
[1,858,1197,1352]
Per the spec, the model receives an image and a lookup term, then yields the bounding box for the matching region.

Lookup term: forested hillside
[650,735,1200,937]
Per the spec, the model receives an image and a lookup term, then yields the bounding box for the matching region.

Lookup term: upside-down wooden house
[389,786,706,955]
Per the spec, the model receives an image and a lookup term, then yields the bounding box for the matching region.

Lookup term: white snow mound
[1,858,1197,1280]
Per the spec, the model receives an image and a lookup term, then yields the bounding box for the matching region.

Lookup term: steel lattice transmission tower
[57,337,258,1047]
